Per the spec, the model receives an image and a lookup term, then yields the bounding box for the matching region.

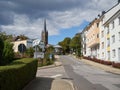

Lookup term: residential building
[12,39,33,52]
[81,28,87,56]
[82,1,120,62]
[99,12,106,60]
[103,9,120,62]
[85,18,100,58]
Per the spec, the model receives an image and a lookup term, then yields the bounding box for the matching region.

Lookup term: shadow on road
[23,77,54,90]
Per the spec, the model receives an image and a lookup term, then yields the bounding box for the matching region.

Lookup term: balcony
[107,46,110,51]
[87,38,100,48]
[107,34,110,38]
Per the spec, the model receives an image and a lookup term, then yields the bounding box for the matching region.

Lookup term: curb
[51,79,75,90]
[64,79,75,90]
[70,55,120,75]
[38,61,62,70]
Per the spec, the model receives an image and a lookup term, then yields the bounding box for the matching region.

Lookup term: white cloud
[0,0,117,40]
[1,14,59,39]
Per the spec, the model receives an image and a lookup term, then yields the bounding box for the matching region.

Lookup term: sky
[0,0,118,45]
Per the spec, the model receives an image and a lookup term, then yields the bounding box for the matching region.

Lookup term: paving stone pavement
[23,63,74,90]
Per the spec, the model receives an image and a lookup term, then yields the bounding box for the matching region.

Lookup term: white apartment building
[82,1,120,62]
[99,15,106,60]
[81,28,87,56]
[100,2,120,62]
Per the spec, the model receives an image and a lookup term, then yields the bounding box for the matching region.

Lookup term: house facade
[12,39,33,53]
[82,1,120,62]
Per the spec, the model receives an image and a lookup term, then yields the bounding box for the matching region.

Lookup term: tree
[58,37,71,54]
[25,47,34,58]
[2,41,14,65]
[69,33,82,57]
[0,32,13,42]
[0,38,4,65]
[47,46,54,53]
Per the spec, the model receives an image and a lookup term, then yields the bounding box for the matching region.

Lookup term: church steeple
[44,19,47,32]
[41,19,48,46]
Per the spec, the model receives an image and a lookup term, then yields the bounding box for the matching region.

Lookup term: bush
[112,62,120,68]
[83,56,112,65]
[1,41,14,65]
[0,38,4,65]
[0,58,38,90]
[25,47,34,58]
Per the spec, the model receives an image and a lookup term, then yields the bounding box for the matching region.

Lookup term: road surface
[60,55,120,90]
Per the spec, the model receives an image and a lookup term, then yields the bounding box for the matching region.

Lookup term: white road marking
[50,74,62,78]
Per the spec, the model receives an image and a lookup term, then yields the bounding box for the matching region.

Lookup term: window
[119,48,120,61]
[102,52,104,57]
[112,35,115,43]
[112,21,114,29]
[97,34,99,38]
[118,17,120,25]
[101,31,104,37]
[108,51,110,60]
[97,23,99,27]
[112,49,116,57]
[107,38,110,46]
[102,42,104,49]
[118,32,120,41]
[107,26,109,34]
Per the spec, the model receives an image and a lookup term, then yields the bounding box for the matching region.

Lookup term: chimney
[102,11,106,15]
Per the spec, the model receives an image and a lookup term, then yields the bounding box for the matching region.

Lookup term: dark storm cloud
[0,0,90,25]
[0,0,117,25]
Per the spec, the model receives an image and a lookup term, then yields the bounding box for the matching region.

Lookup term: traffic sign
[32,39,40,47]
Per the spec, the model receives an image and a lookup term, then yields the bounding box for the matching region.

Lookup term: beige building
[12,39,33,53]
[85,18,100,58]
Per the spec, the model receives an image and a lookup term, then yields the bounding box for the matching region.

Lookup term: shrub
[103,61,112,65]
[0,58,38,90]
[0,38,4,65]
[1,41,14,65]
[25,47,34,58]
[112,62,120,68]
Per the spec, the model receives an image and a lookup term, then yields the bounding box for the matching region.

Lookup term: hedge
[83,56,120,68]
[0,58,38,90]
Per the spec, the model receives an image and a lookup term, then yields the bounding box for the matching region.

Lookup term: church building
[41,19,48,46]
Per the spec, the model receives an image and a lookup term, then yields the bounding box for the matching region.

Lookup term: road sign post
[32,39,46,59]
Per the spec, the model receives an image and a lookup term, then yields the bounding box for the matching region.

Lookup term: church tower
[41,19,48,46]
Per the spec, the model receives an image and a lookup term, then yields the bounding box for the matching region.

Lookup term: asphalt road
[59,55,120,90]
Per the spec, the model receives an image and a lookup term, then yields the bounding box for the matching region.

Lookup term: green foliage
[16,34,29,40]
[44,52,54,65]
[38,52,55,67]
[0,38,4,65]
[25,47,34,58]
[47,46,54,53]
[58,37,71,54]
[0,58,38,90]
[69,33,82,57]
[2,41,14,65]
[0,32,13,42]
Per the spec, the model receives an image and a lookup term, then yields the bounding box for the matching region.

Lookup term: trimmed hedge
[0,58,38,90]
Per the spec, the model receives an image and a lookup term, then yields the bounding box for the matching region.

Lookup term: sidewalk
[71,55,120,75]
[23,60,74,90]
[81,59,120,74]
[23,78,74,90]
